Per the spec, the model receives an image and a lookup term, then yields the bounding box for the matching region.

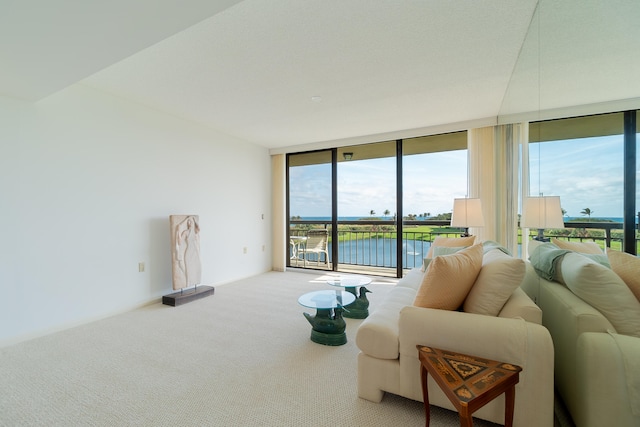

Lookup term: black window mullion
[623,110,637,255]
[396,139,403,278]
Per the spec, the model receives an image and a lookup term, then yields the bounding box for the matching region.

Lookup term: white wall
[0,84,272,346]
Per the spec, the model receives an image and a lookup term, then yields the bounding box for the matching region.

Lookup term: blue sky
[290,135,638,219]
[531,135,627,218]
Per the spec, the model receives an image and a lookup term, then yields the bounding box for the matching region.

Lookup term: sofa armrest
[398,306,549,365]
[499,287,542,324]
[398,306,554,426]
[576,332,640,427]
[538,279,614,420]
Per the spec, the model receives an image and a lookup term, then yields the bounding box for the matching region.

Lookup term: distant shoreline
[294,216,633,223]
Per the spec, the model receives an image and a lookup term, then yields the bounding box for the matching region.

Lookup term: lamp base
[532,229,550,242]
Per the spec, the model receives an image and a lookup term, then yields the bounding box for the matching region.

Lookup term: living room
[2,1,639,426]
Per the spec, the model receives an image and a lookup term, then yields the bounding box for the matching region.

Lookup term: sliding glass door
[402,132,468,270]
[336,142,397,274]
[287,150,333,269]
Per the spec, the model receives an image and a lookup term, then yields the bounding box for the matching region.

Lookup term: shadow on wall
[149,217,173,297]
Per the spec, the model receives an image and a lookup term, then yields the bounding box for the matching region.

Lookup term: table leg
[459,413,473,427]
[421,365,430,427]
[504,386,516,427]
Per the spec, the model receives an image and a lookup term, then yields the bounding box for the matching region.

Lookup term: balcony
[289,219,639,278]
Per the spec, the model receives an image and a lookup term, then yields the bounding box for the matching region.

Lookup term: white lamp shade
[522,196,565,229]
[451,198,485,227]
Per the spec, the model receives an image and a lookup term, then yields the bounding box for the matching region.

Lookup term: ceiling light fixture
[343,152,353,161]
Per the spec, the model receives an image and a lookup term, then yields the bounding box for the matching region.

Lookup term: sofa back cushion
[560,252,640,337]
[425,235,476,259]
[607,248,640,303]
[551,238,603,254]
[414,243,483,310]
[464,249,526,316]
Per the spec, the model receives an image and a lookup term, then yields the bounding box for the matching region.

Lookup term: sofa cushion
[464,249,526,316]
[552,238,603,254]
[425,235,476,258]
[397,267,425,290]
[607,248,640,303]
[560,252,640,338]
[422,245,468,272]
[414,243,483,310]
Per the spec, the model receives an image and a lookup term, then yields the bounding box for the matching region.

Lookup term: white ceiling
[3,1,640,150]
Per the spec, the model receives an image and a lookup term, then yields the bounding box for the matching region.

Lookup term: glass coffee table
[326,275,372,319]
[298,290,356,346]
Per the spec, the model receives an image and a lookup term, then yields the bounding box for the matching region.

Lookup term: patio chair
[298,229,330,267]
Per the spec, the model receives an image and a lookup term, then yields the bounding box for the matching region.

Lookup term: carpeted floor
[0,270,568,426]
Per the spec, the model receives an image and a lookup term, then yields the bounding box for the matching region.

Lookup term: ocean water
[297,216,633,223]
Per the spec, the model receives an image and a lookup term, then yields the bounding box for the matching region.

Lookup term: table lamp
[522,196,564,241]
[450,198,485,237]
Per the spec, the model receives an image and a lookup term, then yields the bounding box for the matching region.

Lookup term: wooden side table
[416,345,522,427]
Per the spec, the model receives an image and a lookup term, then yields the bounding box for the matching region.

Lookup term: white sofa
[522,241,640,427]
[355,247,554,427]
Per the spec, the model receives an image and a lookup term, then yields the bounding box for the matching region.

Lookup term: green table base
[343,306,368,319]
[304,308,348,346]
[310,329,347,346]
[342,286,371,319]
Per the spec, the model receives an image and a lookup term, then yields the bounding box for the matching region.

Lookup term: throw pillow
[528,239,545,255]
[560,252,640,338]
[425,235,476,258]
[552,238,603,254]
[463,251,526,316]
[421,246,467,272]
[607,248,640,303]
[414,243,483,310]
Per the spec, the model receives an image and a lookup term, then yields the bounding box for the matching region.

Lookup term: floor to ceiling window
[337,142,397,274]
[286,131,468,277]
[287,150,333,269]
[527,111,638,254]
[402,132,467,270]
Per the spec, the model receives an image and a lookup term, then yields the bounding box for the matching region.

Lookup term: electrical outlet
[262,245,265,252]
[243,247,248,254]
[138,262,145,272]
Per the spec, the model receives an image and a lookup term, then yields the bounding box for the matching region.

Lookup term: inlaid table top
[416,345,522,427]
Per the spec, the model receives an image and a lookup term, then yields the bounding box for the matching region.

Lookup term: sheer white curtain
[520,124,533,259]
[468,124,523,255]
[271,154,286,271]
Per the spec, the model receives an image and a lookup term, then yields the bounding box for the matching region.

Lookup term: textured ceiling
[3,1,640,150]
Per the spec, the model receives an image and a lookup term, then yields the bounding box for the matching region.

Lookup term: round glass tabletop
[326,274,372,288]
[298,290,356,309]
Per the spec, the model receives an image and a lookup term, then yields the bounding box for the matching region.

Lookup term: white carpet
[1,271,504,426]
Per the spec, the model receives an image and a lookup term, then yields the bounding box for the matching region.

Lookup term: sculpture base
[162,285,215,307]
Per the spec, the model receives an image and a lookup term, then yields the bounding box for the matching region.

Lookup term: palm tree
[581,208,593,221]
[384,209,390,219]
[370,209,376,217]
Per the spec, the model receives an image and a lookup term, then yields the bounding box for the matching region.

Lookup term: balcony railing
[289,219,639,276]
